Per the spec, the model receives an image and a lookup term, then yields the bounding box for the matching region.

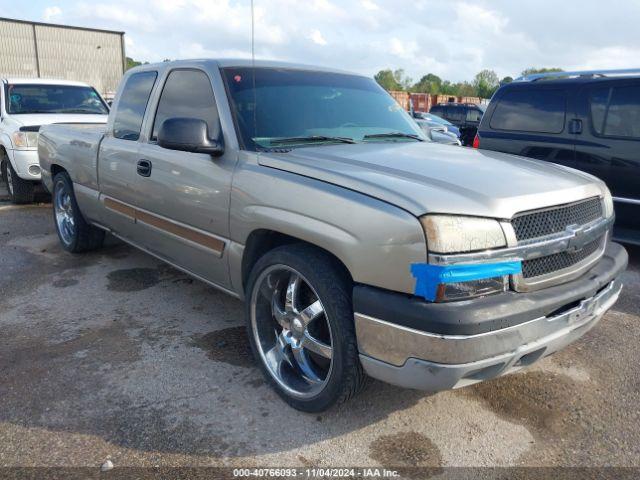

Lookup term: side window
[466,108,482,123]
[447,106,464,123]
[152,69,219,141]
[489,88,566,133]
[430,106,444,119]
[603,85,640,138]
[113,71,157,141]
[589,87,609,134]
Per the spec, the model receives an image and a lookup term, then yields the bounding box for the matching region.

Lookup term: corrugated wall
[0,19,124,95]
[0,20,38,77]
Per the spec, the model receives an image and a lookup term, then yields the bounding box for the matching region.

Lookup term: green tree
[455,81,476,97]
[393,69,413,90]
[412,73,442,93]
[125,57,142,70]
[473,69,500,98]
[500,76,514,85]
[374,69,402,90]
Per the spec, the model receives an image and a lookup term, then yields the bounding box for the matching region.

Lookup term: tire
[2,156,35,204]
[52,171,105,253]
[245,244,366,412]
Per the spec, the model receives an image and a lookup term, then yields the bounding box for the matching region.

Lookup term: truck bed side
[38,123,107,193]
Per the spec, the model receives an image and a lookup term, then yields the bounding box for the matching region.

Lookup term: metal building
[0,17,125,97]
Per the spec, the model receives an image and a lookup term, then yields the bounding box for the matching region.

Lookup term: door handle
[137,159,152,177]
[569,119,583,134]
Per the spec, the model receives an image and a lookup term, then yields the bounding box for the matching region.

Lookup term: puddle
[106,268,161,292]
[369,431,443,472]
[463,371,592,436]
[53,278,79,288]
[192,326,254,368]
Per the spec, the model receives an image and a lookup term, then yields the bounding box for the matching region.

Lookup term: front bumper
[7,149,41,180]
[354,242,627,391]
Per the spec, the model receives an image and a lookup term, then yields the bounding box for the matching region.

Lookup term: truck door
[98,70,158,238]
[135,68,235,289]
[575,80,640,242]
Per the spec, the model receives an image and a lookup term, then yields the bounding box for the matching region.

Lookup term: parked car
[413,111,461,137]
[475,68,640,245]
[39,59,627,412]
[415,119,461,145]
[0,78,109,203]
[429,102,484,146]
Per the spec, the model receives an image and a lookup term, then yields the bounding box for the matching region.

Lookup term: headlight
[420,215,506,254]
[417,215,512,302]
[436,276,508,302]
[603,188,614,218]
[12,131,39,149]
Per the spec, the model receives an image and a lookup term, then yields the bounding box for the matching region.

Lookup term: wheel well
[50,164,67,178]
[241,229,352,290]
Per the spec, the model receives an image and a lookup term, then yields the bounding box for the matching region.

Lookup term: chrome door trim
[101,195,227,257]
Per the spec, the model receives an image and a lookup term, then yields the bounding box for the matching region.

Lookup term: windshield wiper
[267,135,357,146]
[363,132,424,142]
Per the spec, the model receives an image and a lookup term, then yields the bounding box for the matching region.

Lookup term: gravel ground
[0,194,638,474]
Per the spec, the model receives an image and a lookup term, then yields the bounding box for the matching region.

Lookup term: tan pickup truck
[39,59,627,412]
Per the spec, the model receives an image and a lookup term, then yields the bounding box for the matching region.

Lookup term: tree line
[374,67,563,99]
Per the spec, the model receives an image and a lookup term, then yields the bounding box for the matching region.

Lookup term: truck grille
[512,197,602,241]
[521,237,602,278]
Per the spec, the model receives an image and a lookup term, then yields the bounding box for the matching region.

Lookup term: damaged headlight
[420,214,506,254]
[416,215,516,302]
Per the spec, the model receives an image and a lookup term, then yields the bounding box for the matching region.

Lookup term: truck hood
[259,142,605,219]
[9,113,108,128]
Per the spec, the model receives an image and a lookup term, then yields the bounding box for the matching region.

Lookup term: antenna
[251,0,258,145]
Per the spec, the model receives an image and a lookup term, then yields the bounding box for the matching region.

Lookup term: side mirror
[157,117,224,156]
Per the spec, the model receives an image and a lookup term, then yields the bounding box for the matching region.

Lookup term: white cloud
[360,0,379,11]
[48,0,640,83]
[43,6,62,22]
[309,29,327,46]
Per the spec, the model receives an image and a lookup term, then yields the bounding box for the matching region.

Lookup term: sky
[2,0,640,83]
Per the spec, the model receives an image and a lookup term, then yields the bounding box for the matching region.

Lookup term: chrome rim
[250,265,333,399]
[6,164,14,195]
[54,181,75,245]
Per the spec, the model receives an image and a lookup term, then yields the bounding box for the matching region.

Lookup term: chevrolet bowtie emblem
[566,224,588,253]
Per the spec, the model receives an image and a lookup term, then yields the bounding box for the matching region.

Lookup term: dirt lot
[1,189,639,473]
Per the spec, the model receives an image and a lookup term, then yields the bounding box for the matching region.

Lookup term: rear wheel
[52,172,105,253]
[246,244,366,412]
[2,156,35,204]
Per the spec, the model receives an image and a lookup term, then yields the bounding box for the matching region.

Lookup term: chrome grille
[512,197,603,241]
[521,237,602,278]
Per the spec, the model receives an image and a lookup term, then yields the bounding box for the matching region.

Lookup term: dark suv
[476,69,640,245]
[429,103,485,146]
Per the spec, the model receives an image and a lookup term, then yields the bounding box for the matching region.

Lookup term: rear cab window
[112,71,158,141]
[489,88,567,133]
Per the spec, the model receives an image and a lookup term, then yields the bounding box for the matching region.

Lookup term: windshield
[6,84,109,115]
[222,67,425,150]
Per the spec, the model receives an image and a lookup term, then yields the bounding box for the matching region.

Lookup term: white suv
[0,78,109,203]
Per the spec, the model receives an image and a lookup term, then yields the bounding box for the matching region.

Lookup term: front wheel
[2,158,34,204]
[52,172,105,253]
[246,244,366,412]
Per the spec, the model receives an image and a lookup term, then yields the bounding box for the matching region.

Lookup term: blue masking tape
[411,261,522,302]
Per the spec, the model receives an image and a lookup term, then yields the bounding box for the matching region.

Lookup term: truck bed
[38,122,107,192]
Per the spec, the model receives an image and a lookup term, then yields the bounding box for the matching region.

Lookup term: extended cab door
[134,68,236,289]
[98,70,158,237]
[575,79,640,242]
